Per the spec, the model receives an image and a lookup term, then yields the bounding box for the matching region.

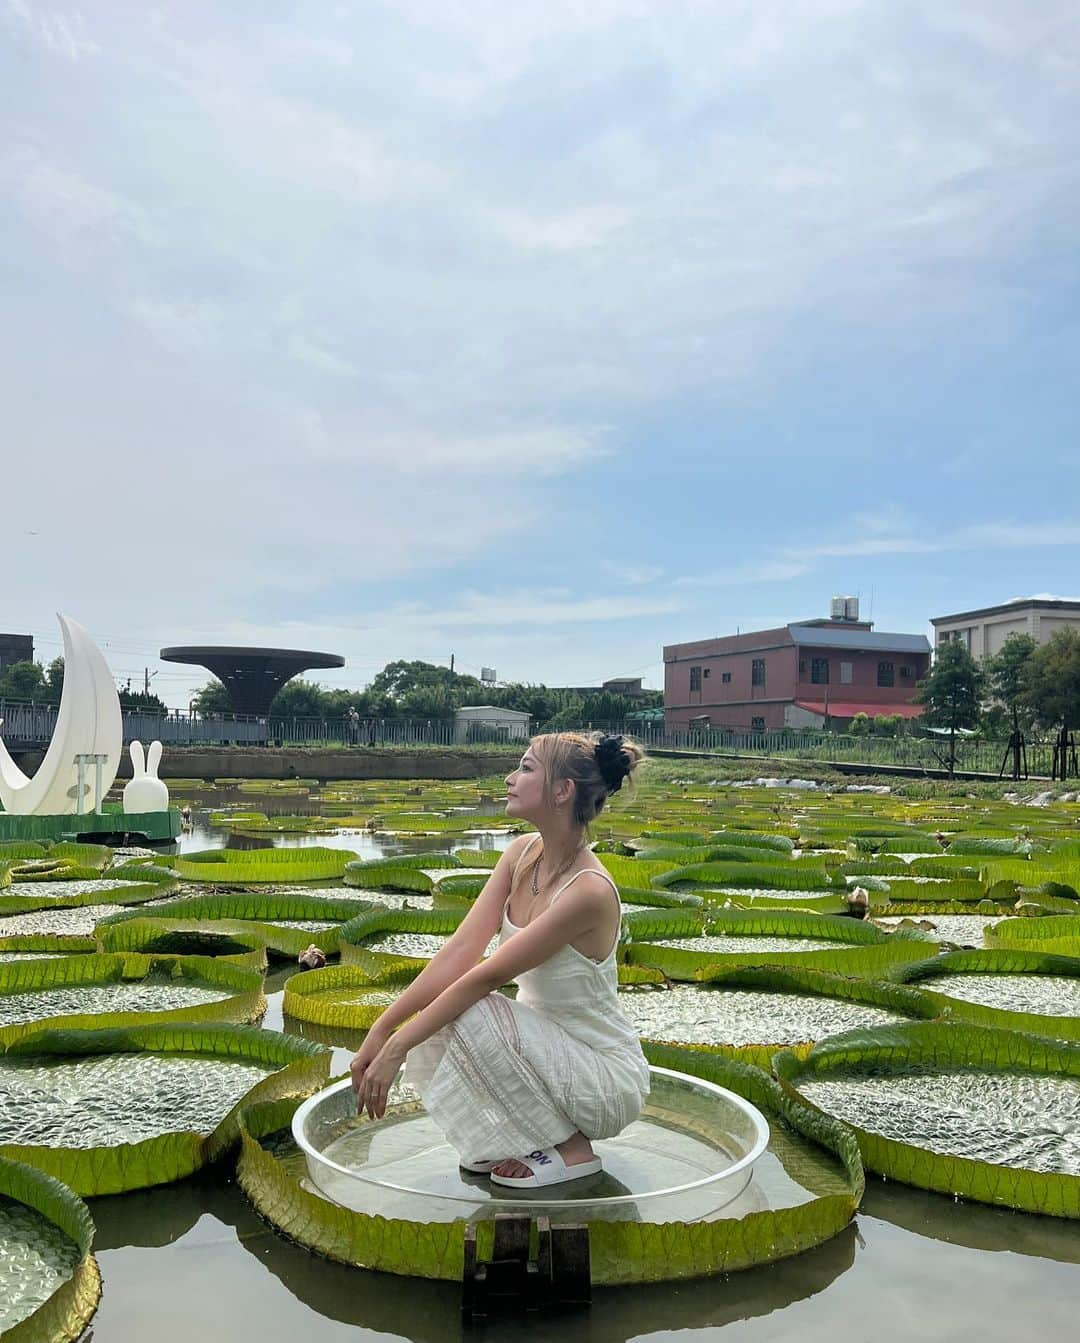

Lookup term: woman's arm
[352,834,533,1047]
[355,874,614,1118]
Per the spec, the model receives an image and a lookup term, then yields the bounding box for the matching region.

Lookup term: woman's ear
[555,777,576,810]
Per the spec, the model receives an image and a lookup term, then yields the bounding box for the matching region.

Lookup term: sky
[3,2,1079,709]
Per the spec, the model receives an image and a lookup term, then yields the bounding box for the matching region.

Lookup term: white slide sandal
[459,1158,499,1174]
[489,1148,603,1189]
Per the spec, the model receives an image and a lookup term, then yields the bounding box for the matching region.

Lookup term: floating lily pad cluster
[4,764,1080,1323]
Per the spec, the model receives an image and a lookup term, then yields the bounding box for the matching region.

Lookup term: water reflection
[861,1177,1080,1264]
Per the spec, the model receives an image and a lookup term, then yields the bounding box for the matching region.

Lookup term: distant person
[346,705,360,745]
[350,732,648,1189]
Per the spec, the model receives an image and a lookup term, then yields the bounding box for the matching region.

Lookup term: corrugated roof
[788,625,930,653]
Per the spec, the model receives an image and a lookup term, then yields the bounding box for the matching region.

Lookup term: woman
[349,731,650,1189]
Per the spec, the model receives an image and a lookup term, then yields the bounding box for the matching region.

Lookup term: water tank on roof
[844,596,859,621]
[830,596,846,620]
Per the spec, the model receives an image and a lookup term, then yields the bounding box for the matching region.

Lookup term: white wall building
[453,705,531,744]
[930,598,1080,660]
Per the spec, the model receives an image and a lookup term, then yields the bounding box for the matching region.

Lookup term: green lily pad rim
[0,951,266,1047]
[886,948,1080,1041]
[773,1020,1080,1219]
[0,1155,101,1343]
[0,1023,330,1196]
[235,1046,862,1284]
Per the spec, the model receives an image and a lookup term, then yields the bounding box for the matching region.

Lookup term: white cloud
[674,561,813,588]
[604,561,664,585]
[786,520,1080,561]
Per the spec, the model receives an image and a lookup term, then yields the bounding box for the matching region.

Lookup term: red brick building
[664,611,931,731]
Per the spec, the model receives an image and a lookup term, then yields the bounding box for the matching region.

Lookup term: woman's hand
[349,1026,388,1102]
[352,1034,404,1120]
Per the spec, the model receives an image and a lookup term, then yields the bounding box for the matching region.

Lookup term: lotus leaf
[775,1022,1080,1217]
[344,854,462,893]
[0,952,265,1045]
[621,965,935,1066]
[627,909,932,980]
[0,1023,328,1194]
[0,1156,99,1342]
[235,1047,863,1283]
[889,949,1080,1041]
[283,965,402,1031]
[174,847,356,884]
[653,862,838,892]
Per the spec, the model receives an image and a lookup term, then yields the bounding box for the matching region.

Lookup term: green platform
[0,805,181,845]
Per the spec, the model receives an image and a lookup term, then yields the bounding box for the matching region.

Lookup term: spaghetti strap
[549,865,621,907]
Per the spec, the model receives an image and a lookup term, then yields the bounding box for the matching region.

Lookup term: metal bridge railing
[0,699,1060,775]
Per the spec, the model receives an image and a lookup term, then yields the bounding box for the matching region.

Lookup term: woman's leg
[404,994,576,1166]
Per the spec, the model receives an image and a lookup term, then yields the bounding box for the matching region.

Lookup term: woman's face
[504,748,548,819]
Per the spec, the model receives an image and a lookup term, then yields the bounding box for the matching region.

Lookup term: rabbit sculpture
[123,740,170,814]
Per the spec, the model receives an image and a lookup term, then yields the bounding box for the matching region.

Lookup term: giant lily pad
[0,1023,328,1195]
[235,1047,862,1284]
[95,892,373,961]
[626,909,933,980]
[0,871,179,918]
[338,907,469,976]
[171,847,357,884]
[283,965,405,1033]
[0,952,266,1046]
[775,1022,1080,1217]
[0,1156,99,1342]
[621,966,937,1067]
[889,949,1080,1041]
[343,855,463,893]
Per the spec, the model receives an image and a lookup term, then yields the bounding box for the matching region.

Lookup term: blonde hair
[531,731,645,828]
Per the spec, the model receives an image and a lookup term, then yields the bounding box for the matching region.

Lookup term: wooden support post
[462,1214,590,1319]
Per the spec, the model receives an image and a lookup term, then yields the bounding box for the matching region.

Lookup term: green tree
[915,640,985,775]
[269,679,332,718]
[985,632,1036,777]
[191,679,233,715]
[1022,628,1080,732]
[44,656,66,704]
[369,660,480,704]
[0,660,48,701]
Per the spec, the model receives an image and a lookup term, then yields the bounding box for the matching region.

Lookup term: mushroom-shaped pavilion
[161,645,345,716]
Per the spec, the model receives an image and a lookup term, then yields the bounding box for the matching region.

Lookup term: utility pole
[450,653,455,673]
[144,667,150,696]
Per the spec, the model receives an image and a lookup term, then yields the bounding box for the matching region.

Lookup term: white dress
[404,837,651,1164]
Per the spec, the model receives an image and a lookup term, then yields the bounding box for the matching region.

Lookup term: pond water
[70,789,1080,1337]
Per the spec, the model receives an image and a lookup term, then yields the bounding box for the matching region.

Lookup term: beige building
[930,598,1080,659]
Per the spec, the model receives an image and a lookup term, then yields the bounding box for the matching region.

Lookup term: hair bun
[594,734,630,793]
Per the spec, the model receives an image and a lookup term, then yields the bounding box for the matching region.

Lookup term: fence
[0,699,1063,776]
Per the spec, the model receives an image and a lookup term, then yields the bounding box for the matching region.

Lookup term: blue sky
[3,2,1079,708]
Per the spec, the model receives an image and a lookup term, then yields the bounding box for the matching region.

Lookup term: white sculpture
[123,740,170,814]
[0,614,123,815]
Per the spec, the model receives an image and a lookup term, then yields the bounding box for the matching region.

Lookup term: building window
[689,666,702,692]
[703,667,711,678]
[840,661,853,685]
[900,664,913,680]
[751,716,765,730]
[721,672,732,683]
[751,658,766,687]
[811,657,829,684]
[878,661,895,687]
